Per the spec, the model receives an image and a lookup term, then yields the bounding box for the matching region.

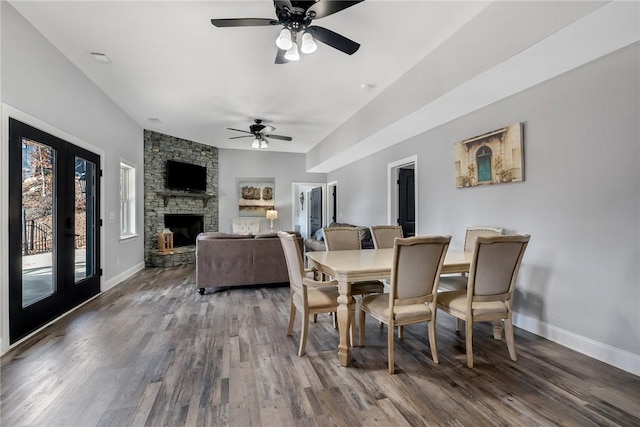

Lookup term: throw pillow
[314,228,324,241]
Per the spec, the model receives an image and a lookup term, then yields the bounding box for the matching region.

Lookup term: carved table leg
[336,280,353,366]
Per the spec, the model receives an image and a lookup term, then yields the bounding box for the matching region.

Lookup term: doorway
[8,118,101,343]
[291,182,325,238]
[388,156,418,237]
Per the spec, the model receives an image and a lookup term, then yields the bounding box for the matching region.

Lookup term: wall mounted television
[166,160,207,193]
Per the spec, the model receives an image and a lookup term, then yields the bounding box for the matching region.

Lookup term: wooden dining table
[306,248,473,366]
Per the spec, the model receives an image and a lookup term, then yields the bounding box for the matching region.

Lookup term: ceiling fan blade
[307,1,364,19]
[265,134,293,141]
[227,128,253,134]
[259,125,276,134]
[229,135,254,140]
[308,26,360,55]
[210,18,277,28]
[275,48,288,64]
[274,1,293,12]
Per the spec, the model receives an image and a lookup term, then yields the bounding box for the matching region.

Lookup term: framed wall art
[237,179,275,217]
[454,122,524,188]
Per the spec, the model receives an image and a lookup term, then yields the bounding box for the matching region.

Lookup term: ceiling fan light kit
[228,119,293,149]
[211,0,363,64]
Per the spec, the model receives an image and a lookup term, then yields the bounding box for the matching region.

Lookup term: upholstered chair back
[370,225,404,249]
[323,227,361,251]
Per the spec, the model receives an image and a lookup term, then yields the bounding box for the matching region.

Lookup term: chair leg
[359,310,366,346]
[504,315,517,361]
[465,319,474,368]
[428,319,439,364]
[298,309,310,357]
[388,322,395,374]
[287,302,296,336]
[313,314,318,323]
[398,325,404,339]
[492,320,503,340]
[333,312,337,329]
[455,318,462,332]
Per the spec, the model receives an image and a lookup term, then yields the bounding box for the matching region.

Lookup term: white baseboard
[513,312,640,377]
[103,262,145,292]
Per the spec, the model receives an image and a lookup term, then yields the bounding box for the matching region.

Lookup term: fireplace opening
[164,214,204,247]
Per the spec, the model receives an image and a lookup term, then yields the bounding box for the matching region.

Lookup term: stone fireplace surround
[144,130,218,267]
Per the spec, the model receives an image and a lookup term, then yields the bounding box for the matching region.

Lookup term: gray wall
[329,45,640,364]
[1,3,145,351]
[218,149,326,234]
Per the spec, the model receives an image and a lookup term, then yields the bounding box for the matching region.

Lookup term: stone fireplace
[144,130,219,267]
[164,214,204,247]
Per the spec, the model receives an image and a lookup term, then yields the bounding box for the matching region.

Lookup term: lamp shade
[260,140,269,149]
[266,209,278,220]
[276,28,293,50]
[251,139,260,149]
[284,42,300,61]
[300,32,317,54]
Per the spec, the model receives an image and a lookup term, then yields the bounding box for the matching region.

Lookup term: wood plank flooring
[2,265,639,426]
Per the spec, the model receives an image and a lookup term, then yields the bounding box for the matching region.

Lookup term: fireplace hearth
[164,214,204,247]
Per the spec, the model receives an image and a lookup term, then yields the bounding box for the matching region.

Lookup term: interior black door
[8,118,101,343]
[309,186,323,236]
[398,167,415,237]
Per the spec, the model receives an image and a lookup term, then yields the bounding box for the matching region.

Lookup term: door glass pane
[21,139,56,307]
[75,157,95,282]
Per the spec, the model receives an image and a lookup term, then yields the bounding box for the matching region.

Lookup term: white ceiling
[8,0,490,153]
[7,1,639,169]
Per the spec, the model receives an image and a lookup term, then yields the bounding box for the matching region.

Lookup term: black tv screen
[166,160,207,193]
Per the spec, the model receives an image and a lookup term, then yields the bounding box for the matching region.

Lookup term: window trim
[119,159,137,240]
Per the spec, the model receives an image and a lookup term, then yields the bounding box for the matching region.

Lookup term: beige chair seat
[437,291,508,316]
[293,287,340,310]
[361,293,432,322]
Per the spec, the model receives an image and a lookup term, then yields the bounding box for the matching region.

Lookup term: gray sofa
[195,231,301,294]
[303,222,374,252]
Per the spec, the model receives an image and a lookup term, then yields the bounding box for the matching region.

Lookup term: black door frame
[8,117,101,343]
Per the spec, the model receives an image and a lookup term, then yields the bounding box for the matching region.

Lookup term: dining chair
[278,231,355,356]
[436,234,530,368]
[439,226,504,292]
[359,235,451,374]
[322,227,385,295]
[370,225,404,249]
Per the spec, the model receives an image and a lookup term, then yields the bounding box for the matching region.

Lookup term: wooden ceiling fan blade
[308,26,360,55]
[266,134,293,141]
[307,1,364,19]
[210,18,277,28]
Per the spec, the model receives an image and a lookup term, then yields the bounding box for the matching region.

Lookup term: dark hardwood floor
[2,265,639,426]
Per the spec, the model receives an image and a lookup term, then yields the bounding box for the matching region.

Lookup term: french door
[8,118,101,343]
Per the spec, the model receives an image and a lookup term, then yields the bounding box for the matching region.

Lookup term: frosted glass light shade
[276,28,293,50]
[260,140,269,149]
[284,42,300,61]
[251,139,260,149]
[300,32,317,54]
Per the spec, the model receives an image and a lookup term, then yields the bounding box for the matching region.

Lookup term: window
[120,161,136,238]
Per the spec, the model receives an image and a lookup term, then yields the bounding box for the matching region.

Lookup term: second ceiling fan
[211,0,364,63]
[228,119,293,149]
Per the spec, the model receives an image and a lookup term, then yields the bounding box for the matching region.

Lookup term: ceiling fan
[211,0,364,63]
[227,119,293,149]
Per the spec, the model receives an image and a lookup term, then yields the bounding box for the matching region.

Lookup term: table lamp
[266,209,278,232]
